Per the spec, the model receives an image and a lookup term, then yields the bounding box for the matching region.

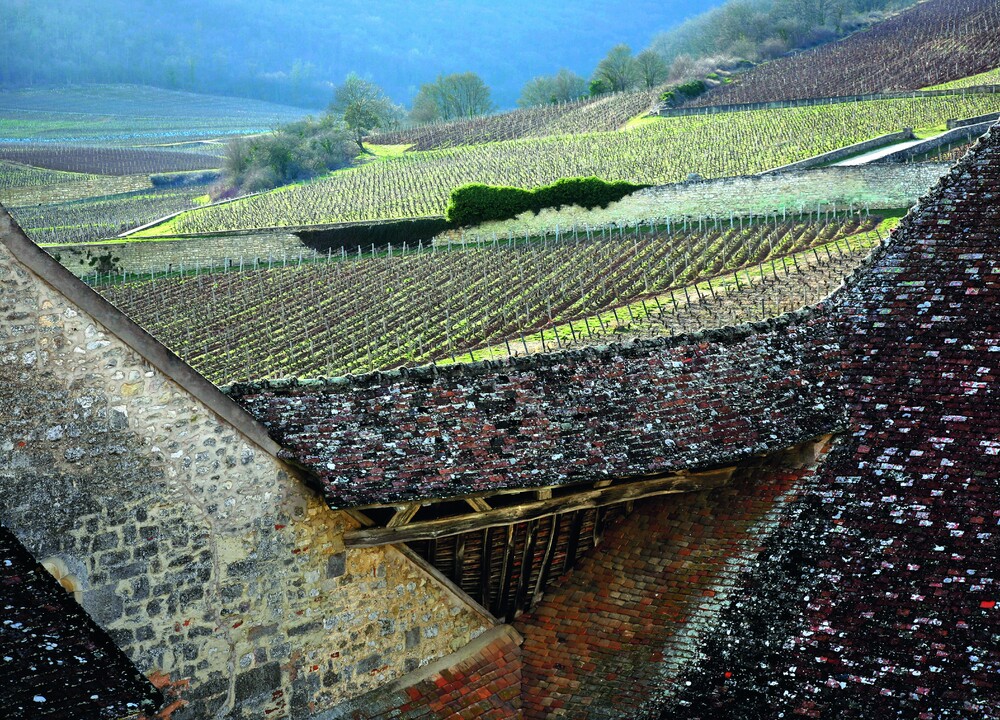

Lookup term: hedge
[445,176,648,226]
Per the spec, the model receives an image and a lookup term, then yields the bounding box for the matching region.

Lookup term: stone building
[2,125,1000,718]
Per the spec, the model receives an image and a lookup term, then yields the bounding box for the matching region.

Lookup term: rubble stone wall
[0,209,492,720]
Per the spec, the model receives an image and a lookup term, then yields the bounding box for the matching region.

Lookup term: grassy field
[162,94,1000,234]
[924,67,1000,90]
[0,85,307,144]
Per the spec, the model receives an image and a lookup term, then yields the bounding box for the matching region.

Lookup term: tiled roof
[228,319,842,508]
[660,126,1000,716]
[0,528,163,719]
[515,451,828,719]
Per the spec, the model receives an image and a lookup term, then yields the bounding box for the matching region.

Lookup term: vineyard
[165,94,1000,232]
[371,86,663,151]
[434,164,945,242]
[927,66,1000,91]
[0,144,221,176]
[9,184,213,245]
[686,0,1000,107]
[0,85,307,144]
[0,160,96,190]
[100,214,886,385]
[0,175,155,208]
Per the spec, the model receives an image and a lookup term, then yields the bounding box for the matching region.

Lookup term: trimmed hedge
[446,176,648,227]
[296,216,452,254]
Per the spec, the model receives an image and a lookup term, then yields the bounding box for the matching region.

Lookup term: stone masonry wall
[0,210,492,719]
[322,626,523,720]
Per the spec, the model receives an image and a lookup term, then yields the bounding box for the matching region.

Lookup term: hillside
[165,94,1000,231]
[685,0,1000,107]
[0,0,714,109]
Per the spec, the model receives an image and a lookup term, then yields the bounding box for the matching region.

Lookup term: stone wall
[759,131,914,175]
[322,626,523,719]
[873,121,994,163]
[656,86,1000,119]
[0,208,493,719]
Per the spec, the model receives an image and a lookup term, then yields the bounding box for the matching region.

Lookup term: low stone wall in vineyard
[872,120,995,163]
[657,86,1000,118]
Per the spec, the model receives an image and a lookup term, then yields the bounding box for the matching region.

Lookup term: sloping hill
[686,0,1000,107]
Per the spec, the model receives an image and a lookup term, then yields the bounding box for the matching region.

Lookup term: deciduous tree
[592,44,639,93]
[411,72,495,122]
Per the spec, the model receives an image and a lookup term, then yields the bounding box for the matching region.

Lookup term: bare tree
[635,50,669,89]
[518,68,588,107]
[411,72,495,122]
[592,44,640,93]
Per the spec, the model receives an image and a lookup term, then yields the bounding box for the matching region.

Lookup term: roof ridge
[0,204,284,459]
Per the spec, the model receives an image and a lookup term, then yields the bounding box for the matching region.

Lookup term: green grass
[363,143,413,158]
[923,67,1000,91]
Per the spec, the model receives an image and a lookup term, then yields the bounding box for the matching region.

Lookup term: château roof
[658,123,1000,716]
[227,316,843,508]
[0,528,163,718]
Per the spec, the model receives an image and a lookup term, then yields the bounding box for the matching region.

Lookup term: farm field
[432,164,947,242]
[0,85,308,144]
[9,184,214,246]
[926,67,1000,91]
[0,160,99,190]
[163,94,1000,233]
[688,0,1000,107]
[0,143,221,176]
[372,85,663,151]
[100,214,887,385]
[0,174,155,207]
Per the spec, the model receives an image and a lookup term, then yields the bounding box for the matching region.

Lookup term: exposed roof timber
[345,466,736,548]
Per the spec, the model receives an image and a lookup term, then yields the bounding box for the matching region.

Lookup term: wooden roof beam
[344,466,735,548]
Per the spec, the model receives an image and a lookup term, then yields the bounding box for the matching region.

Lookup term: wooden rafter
[344,466,735,548]
[387,503,422,528]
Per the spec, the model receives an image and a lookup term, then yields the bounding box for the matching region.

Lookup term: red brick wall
[515,447,830,719]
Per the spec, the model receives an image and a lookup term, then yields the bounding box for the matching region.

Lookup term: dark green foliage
[445,176,648,227]
[223,116,353,193]
[296,217,452,254]
[676,80,708,98]
[661,80,709,106]
[150,170,222,188]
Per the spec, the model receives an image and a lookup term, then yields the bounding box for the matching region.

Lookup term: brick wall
[515,440,831,719]
[0,208,492,719]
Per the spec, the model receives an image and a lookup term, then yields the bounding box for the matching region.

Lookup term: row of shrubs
[660,79,710,107]
[445,176,648,227]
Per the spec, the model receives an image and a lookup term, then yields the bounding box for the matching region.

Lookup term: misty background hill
[0,0,717,109]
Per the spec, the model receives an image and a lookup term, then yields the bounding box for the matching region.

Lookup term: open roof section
[657,124,1000,716]
[227,310,845,509]
[0,528,163,718]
